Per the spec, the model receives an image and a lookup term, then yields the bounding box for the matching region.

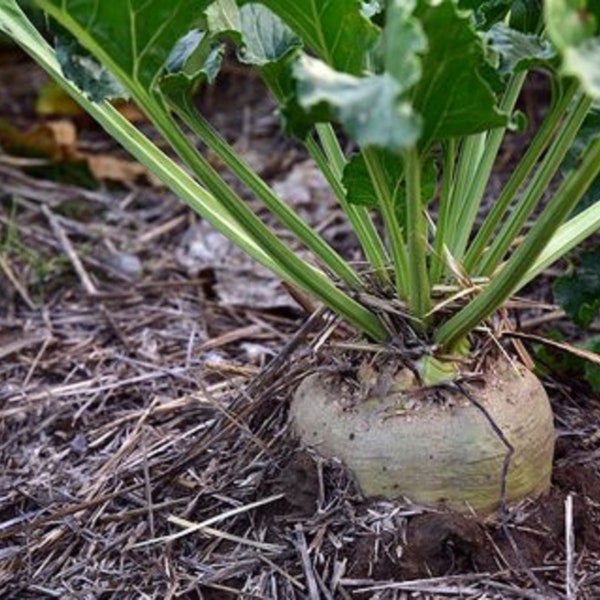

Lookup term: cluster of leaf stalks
[2,0,600,375]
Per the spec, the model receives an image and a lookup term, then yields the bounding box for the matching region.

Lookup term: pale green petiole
[464,80,580,273]
[165,89,365,291]
[363,147,409,301]
[403,146,431,324]
[436,135,600,350]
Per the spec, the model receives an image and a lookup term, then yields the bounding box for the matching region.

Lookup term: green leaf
[412,0,507,145]
[238,3,301,65]
[485,23,556,75]
[554,246,600,328]
[206,0,240,35]
[294,54,421,151]
[343,150,436,225]
[37,0,209,90]
[162,2,300,97]
[343,150,404,210]
[247,0,379,74]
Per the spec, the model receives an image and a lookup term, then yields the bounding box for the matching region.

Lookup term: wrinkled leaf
[167,1,305,134]
[247,0,378,74]
[206,0,240,35]
[238,3,301,65]
[486,23,556,75]
[160,31,224,96]
[206,0,301,65]
[294,54,421,151]
[554,246,600,328]
[458,0,511,29]
[412,0,506,145]
[54,30,127,101]
[362,0,384,18]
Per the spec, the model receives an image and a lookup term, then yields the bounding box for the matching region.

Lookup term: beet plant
[3,0,600,514]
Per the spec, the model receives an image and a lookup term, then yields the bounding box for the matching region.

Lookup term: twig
[565,493,577,600]
[41,204,97,295]
[0,254,36,309]
[294,524,320,600]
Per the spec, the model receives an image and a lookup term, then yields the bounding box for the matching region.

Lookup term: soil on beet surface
[2,42,600,599]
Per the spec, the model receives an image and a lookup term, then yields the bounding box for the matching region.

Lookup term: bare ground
[2,47,600,599]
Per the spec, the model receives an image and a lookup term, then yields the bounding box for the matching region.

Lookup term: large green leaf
[294,54,421,151]
[37,0,209,91]
[245,0,378,74]
[412,0,506,145]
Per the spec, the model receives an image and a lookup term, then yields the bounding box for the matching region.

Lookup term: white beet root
[290,357,555,516]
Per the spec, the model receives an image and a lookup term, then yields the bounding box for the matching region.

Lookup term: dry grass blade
[169,515,285,552]
[505,331,600,367]
[134,494,285,547]
[565,493,576,600]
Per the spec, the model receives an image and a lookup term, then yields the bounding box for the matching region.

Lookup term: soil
[2,43,600,600]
